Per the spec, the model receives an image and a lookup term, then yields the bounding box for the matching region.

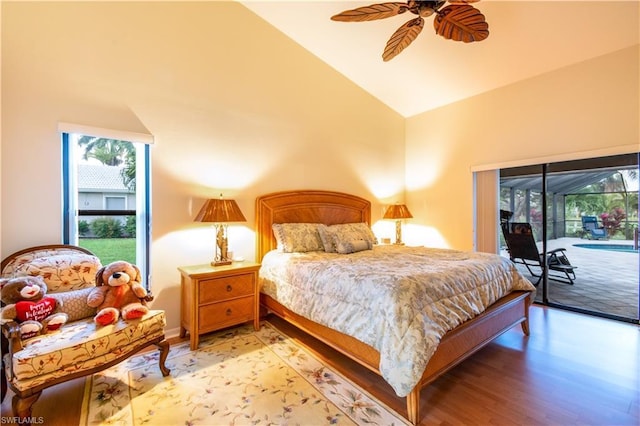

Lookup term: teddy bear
[87,261,150,326]
[0,276,68,339]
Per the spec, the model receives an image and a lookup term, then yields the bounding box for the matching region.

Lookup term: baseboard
[164,326,181,341]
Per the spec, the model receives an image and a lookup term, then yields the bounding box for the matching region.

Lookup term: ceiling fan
[331,0,489,62]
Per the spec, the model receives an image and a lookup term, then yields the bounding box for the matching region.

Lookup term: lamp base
[212,223,232,267]
[394,220,404,245]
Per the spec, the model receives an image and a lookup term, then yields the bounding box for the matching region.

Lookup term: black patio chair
[502,222,577,285]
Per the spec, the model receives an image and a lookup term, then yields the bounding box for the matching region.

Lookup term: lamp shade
[383,204,413,220]
[194,198,246,223]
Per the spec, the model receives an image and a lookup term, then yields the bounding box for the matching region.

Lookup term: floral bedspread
[259,245,536,397]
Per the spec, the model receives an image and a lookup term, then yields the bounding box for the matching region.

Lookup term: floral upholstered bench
[0,244,170,419]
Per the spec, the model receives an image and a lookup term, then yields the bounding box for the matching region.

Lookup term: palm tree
[77,136,136,190]
[120,149,136,191]
[77,136,133,166]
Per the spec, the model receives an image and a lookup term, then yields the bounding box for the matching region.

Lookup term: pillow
[12,253,102,293]
[48,287,97,322]
[318,223,377,253]
[317,225,338,253]
[272,223,324,253]
[335,239,371,254]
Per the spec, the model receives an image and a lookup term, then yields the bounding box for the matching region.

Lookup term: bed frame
[256,189,531,425]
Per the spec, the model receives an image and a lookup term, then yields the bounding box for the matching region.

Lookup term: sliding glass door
[499,154,639,324]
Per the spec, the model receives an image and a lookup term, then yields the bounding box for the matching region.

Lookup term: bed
[255,189,535,425]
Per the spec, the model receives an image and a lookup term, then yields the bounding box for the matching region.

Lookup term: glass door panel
[500,154,639,324]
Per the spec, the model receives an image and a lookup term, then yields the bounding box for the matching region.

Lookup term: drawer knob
[226,285,233,292]
[226,308,232,316]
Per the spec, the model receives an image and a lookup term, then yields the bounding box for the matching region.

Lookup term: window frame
[62,132,152,289]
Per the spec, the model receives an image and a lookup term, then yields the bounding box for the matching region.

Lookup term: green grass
[78,238,136,265]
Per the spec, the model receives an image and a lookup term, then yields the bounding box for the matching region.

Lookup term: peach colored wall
[1,2,405,332]
[405,46,639,251]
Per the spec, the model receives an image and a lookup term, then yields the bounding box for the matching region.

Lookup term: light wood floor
[2,305,638,425]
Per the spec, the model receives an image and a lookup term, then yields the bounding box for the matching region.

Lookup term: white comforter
[259,245,536,397]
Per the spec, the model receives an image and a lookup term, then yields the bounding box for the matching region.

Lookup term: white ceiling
[241,1,639,117]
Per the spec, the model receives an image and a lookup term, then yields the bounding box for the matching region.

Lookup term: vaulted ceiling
[241,1,639,117]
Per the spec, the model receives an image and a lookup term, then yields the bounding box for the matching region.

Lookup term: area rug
[80,322,409,425]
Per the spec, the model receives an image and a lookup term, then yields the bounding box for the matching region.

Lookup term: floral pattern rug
[81,322,409,425]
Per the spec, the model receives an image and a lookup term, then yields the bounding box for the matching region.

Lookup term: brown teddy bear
[87,261,149,326]
[0,276,68,339]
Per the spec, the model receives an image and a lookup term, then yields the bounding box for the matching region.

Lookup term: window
[105,196,126,210]
[62,130,151,288]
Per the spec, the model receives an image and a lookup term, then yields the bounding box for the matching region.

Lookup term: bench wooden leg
[1,333,8,403]
[1,362,6,403]
[12,391,41,420]
[156,340,171,377]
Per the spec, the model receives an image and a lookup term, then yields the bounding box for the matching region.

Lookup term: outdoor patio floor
[500,237,639,320]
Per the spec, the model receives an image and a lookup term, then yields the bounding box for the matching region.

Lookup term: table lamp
[383,203,413,245]
[194,195,246,266]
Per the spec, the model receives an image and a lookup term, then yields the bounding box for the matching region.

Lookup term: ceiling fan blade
[433,4,489,42]
[382,17,424,62]
[331,2,409,22]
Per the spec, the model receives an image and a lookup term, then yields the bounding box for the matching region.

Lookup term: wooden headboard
[255,190,371,261]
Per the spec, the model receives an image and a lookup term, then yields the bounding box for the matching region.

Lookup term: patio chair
[502,222,577,285]
[582,216,607,240]
[1,244,170,420]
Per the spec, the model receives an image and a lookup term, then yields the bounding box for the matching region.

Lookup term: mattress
[259,244,536,397]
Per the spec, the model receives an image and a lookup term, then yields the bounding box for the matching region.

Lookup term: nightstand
[178,262,260,350]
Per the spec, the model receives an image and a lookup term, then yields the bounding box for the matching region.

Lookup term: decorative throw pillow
[272,223,325,253]
[335,239,371,254]
[317,224,337,253]
[48,287,97,322]
[319,222,377,253]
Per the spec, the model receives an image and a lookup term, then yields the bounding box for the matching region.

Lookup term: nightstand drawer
[199,273,254,304]
[198,296,254,332]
